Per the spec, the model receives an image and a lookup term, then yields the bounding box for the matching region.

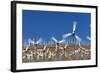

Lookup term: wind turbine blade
[87,36,91,40]
[59,39,65,43]
[28,38,32,45]
[31,40,35,45]
[30,38,35,45]
[36,38,42,44]
[73,21,77,32]
[63,33,72,38]
[51,36,58,43]
[75,35,81,42]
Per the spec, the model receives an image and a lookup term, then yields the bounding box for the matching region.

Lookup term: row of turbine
[24,21,91,47]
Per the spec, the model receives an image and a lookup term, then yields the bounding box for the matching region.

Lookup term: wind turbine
[24,38,36,51]
[63,21,81,46]
[28,38,33,46]
[24,38,32,51]
[30,38,42,46]
[51,36,65,47]
[27,38,42,48]
[51,36,65,59]
[30,38,42,51]
[86,24,91,41]
[86,36,91,41]
[31,38,42,60]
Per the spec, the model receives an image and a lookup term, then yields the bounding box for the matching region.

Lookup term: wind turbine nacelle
[35,44,38,46]
[72,32,75,35]
[57,43,60,45]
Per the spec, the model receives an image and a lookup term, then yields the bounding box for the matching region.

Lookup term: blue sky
[22,10,91,44]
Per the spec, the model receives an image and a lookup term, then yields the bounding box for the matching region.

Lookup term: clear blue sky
[22,10,91,44]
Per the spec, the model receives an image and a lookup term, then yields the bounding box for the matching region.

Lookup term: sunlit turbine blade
[31,40,35,45]
[28,38,32,45]
[63,33,72,38]
[75,35,81,42]
[29,38,35,45]
[73,21,77,32]
[86,36,91,40]
[59,39,65,43]
[36,38,42,44]
[51,36,58,43]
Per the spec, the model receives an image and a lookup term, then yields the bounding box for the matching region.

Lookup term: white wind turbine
[51,36,65,51]
[86,36,91,41]
[28,38,42,60]
[51,36,66,60]
[86,24,91,41]
[51,36,65,44]
[63,21,81,46]
[27,38,43,52]
[24,38,32,51]
[24,38,35,51]
[30,38,42,46]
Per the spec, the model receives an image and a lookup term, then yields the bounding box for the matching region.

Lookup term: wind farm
[22,21,91,63]
[22,10,91,63]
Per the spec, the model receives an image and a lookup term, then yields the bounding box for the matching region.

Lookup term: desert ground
[22,43,90,63]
